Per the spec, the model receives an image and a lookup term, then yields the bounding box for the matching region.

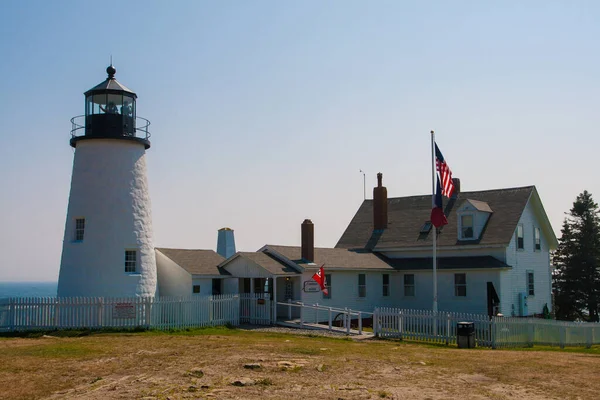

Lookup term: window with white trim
[358,274,366,298]
[527,271,535,296]
[534,227,541,251]
[323,274,331,299]
[75,218,85,241]
[382,274,390,297]
[125,250,137,273]
[454,273,466,297]
[460,214,474,239]
[404,274,415,297]
[516,224,524,250]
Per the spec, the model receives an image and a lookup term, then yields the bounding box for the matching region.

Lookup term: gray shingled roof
[265,245,395,270]
[382,256,511,271]
[335,186,535,250]
[156,248,229,276]
[234,252,300,275]
[464,199,493,213]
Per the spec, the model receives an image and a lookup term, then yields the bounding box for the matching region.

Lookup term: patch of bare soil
[0,331,599,400]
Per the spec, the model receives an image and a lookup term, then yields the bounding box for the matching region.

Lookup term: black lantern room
[70,65,151,149]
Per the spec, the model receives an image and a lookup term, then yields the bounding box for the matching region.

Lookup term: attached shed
[156,248,236,297]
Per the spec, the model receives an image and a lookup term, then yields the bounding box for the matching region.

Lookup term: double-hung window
[461,214,474,239]
[527,271,535,296]
[534,227,541,251]
[125,250,137,273]
[516,224,524,250]
[323,274,332,299]
[454,273,466,297]
[404,274,415,297]
[382,274,390,297]
[75,218,85,241]
[358,274,366,298]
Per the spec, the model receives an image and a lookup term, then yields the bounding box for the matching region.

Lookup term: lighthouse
[57,65,158,298]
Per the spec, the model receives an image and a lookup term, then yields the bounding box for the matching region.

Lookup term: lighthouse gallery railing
[70,115,151,140]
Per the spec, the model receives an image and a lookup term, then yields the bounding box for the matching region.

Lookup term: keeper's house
[156,174,556,320]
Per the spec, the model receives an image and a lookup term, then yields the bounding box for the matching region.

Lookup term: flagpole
[431,130,438,314]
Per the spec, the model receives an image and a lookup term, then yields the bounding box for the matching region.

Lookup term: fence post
[346,308,351,334]
[328,307,332,331]
[373,309,378,336]
[399,310,403,339]
[446,313,450,346]
[315,303,319,324]
[372,309,377,336]
[9,298,15,332]
[527,319,534,347]
[433,311,438,339]
[559,325,566,349]
[358,312,362,334]
[586,326,593,349]
[343,307,348,331]
[299,302,304,327]
[97,298,104,329]
[288,299,292,320]
[491,316,497,349]
[145,297,152,329]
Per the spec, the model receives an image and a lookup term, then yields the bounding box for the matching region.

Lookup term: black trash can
[457,321,475,348]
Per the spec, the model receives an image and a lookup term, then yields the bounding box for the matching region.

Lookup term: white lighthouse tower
[57,65,158,298]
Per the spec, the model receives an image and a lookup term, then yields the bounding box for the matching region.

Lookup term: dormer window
[460,214,474,239]
[457,199,493,241]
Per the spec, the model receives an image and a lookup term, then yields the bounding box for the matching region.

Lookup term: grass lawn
[0,327,599,400]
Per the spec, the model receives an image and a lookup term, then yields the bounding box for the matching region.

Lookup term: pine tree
[553,191,600,321]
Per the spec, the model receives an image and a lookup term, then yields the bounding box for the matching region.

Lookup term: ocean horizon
[0,281,58,299]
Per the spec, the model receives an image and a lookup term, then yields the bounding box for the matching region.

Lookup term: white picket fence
[374,307,600,348]
[0,294,270,332]
[240,293,271,325]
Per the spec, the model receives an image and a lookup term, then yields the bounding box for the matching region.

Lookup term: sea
[0,282,58,299]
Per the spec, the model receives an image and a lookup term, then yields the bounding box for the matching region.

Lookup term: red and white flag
[312,265,328,296]
[435,142,455,198]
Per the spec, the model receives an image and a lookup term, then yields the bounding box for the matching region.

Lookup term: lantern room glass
[85,94,136,118]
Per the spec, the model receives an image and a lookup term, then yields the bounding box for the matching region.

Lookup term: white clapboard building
[157,174,557,320]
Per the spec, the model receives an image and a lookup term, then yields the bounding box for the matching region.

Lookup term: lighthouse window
[74,218,85,241]
[85,96,93,117]
[107,94,122,114]
[125,250,137,273]
[93,94,106,114]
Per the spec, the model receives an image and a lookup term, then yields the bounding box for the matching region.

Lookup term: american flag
[434,143,455,198]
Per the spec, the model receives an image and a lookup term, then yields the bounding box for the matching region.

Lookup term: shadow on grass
[373,337,600,354]
[0,324,240,339]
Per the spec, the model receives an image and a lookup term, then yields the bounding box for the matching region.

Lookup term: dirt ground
[0,327,599,400]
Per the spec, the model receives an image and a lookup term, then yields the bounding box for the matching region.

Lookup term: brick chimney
[451,178,461,199]
[373,172,388,230]
[301,219,314,262]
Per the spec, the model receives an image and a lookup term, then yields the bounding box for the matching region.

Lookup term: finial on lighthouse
[106,64,116,79]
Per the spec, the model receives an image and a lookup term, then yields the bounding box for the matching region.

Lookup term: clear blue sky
[0,1,598,281]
